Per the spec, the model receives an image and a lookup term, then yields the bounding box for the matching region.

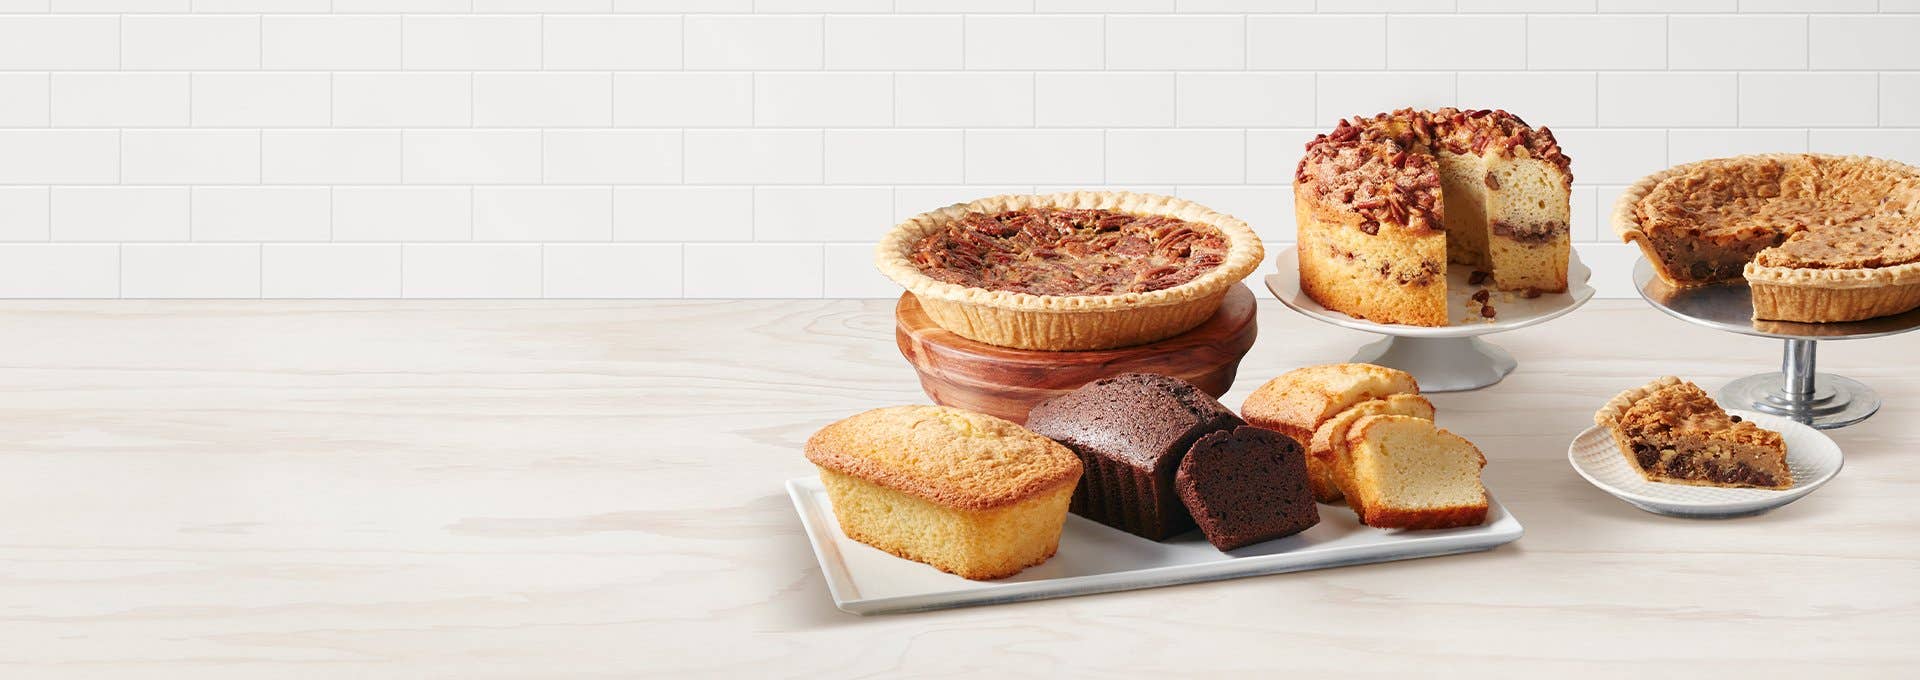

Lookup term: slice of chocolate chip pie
[1594,377,1791,490]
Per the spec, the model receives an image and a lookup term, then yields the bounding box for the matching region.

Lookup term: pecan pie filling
[908,208,1230,296]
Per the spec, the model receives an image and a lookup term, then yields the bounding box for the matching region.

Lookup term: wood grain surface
[895,284,1257,423]
[0,300,1913,677]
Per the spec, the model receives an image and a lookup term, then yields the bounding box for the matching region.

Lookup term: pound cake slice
[1175,426,1320,551]
[1308,393,1436,503]
[1594,377,1790,489]
[1242,363,1421,501]
[805,405,1082,580]
[1025,373,1244,541]
[1342,415,1489,530]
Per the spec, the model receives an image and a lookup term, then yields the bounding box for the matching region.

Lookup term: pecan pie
[876,192,1262,351]
[1594,377,1790,490]
[1295,108,1572,327]
[1616,154,1920,323]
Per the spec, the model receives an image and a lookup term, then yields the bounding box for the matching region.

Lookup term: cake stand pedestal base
[1719,338,1879,430]
[1349,336,1516,393]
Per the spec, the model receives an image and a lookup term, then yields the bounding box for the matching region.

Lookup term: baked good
[1024,373,1245,540]
[1295,108,1572,326]
[1240,362,1421,500]
[1341,415,1489,530]
[1175,426,1320,551]
[877,192,1264,350]
[804,405,1082,580]
[1616,154,1920,323]
[1594,377,1791,489]
[1308,393,1436,503]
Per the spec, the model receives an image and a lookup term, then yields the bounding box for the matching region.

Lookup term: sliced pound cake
[805,405,1083,580]
[1342,415,1489,530]
[1242,363,1421,501]
[1308,393,1436,503]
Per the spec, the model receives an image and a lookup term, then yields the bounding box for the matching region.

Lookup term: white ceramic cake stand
[1265,246,1595,392]
[1632,258,1920,430]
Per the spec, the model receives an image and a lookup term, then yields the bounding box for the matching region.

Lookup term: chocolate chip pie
[1594,377,1791,490]
[876,192,1263,351]
[1616,154,1920,323]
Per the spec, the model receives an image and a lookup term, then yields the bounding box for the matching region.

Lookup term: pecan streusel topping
[1295,108,1572,237]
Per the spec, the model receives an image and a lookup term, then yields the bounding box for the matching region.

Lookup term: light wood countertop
[0,299,1914,676]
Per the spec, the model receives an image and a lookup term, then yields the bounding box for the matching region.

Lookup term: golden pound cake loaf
[1341,415,1489,530]
[1594,377,1791,489]
[1296,108,1573,326]
[1309,393,1436,504]
[805,405,1083,580]
[1240,363,1421,501]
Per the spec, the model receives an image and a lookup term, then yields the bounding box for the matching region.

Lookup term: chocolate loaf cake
[1176,426,1320,551]
[1025,373,1244,540]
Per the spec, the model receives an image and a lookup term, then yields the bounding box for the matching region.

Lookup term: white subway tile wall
[0,3,1907,298]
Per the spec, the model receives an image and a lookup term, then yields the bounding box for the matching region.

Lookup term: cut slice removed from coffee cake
[1594,377,1791,490]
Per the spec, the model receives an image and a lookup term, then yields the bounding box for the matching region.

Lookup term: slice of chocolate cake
[1176,426,1320,551]
[1025,373,1245,541]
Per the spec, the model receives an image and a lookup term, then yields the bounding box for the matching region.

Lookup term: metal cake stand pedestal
[1633,259,1920,429]
[1267,247,1596,393]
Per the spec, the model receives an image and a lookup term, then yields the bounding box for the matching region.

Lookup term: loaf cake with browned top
[1296,108,1572,326]
[805,405,1083,580]
[1025,373,1245,541]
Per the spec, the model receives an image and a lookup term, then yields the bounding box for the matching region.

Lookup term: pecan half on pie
[1294,108,1573,327]
[1616,154,1920,323]
[876,192,1262,351]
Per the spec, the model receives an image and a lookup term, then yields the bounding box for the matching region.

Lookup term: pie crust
[1614,153,1920,323]
[876,192,1263,351]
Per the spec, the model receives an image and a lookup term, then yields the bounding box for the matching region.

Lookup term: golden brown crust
[1594,375,1682,429]
[804,405,1083,512]
[1241,363,1421,445]
[1356,504,1489,531]
[876,192,1263,350]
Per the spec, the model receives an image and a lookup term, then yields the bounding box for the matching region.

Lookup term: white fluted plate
[1568,409,1842,518]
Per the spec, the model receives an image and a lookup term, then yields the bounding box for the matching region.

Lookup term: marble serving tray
[788,476,1524,615]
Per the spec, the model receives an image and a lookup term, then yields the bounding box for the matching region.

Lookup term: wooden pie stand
[895,284,1258,424]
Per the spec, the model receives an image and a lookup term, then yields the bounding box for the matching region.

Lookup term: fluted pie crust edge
[1612,153,1920,323]
[875,192,1264,351]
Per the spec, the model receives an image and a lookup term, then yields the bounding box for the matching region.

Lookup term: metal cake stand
[1633,258,1920,429]
[1267,247,1596,392]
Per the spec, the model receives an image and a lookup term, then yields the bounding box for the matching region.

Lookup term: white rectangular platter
[788,476,1524,615]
